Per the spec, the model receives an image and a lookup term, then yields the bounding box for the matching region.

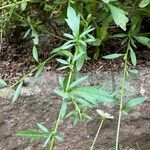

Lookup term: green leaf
[63,33,74,39]
[17,130,50,139]
[80,27,94,38]
[113,33,127,38]
[58,50,73,57]
[32,29,39,45]
[76,54,86,71]
[102,0,111,3]
[35,63,45,77]
[129,69,139,74]
[44,136,51,147]
[60,100,68,119]
[55,135,64,142]
[103,53,124,59]
[108,4,129,31]
[21,1,27,11]
[23,29,31,39]
[54,89,69,99]
[139,0,150,8]
[69,76,88,89]
[32,45,38,62]
[0,78,7,86]
[70,86,114,105]
[58,66,68,71]
[134,36,150,48]
[12,81,23,103]
[56,59,68,65]
[65,5,80,37]
[37,123,49,133]
[75,98,94,108]
[124,97,147,109]
[130,47,137,66]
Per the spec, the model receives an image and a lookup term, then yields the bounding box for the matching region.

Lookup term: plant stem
[49,46,78,150]
[49,111,61,150]
[115,43,130,150]
[90,119,105,150]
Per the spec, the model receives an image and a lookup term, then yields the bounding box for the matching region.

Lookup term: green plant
[16,5,114,150]
[0,0,150,149]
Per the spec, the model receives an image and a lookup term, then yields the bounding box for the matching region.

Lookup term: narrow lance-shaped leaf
[103,54,124,59]
[60,100,68,119]
[124,97,147,109]
[65,5,80,37]
[129,47,137,66]
[108,4,129,31]
[17,130,50,140]
[0,78,7,86]
[32,29,39,45]
[33,45,38,62]
[12,81,23,103]
[37,123,49,133]
[139,0,150,8]
[54,89,69,99]
[134,36,150,48]
[69,76,88,89]
[35,62,45,77]
[21,1,27,11]
[44,136,51,147]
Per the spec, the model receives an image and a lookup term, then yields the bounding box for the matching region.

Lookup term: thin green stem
[115,42,130,150]
[49,45,78,150]
[0,54,57,97]
[90,119,105,150]
[49,111,61,150]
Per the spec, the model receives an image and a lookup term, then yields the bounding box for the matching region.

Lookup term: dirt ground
[0,69,150,150]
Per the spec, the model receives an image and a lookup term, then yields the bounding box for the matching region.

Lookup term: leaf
[63,33,74,39]
[21,1,27,11]
[23,29,31,39]
[69,76,88,89]
[17,130,50,139]
[61,43,74,50]
[80,27,94,38]
[54,89,69,99]
[12,81,23,103]
[108,4,129,31]
[70,86,114,105]
[65,5,80,37]
[60,100,68,119]
[44,136,51,147]
[37,123,49,133]
[102,0,111,3]
[129,69,139,74]
[103,54,124,59]
[56,59,68,65]
[32,45,38,62]
[58,50,73,57]
[0,78,7,86]
[55,135,64,142]
[76,54,86,71]
[58,66,68,71]
[75,98,94,108]
[130,47,137,66]
[139,0,150,8]
[124,97,147,109]
[32,29,39,45]
[113,33,127,38]
[35,63,45,77]
[134,36,150,48]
